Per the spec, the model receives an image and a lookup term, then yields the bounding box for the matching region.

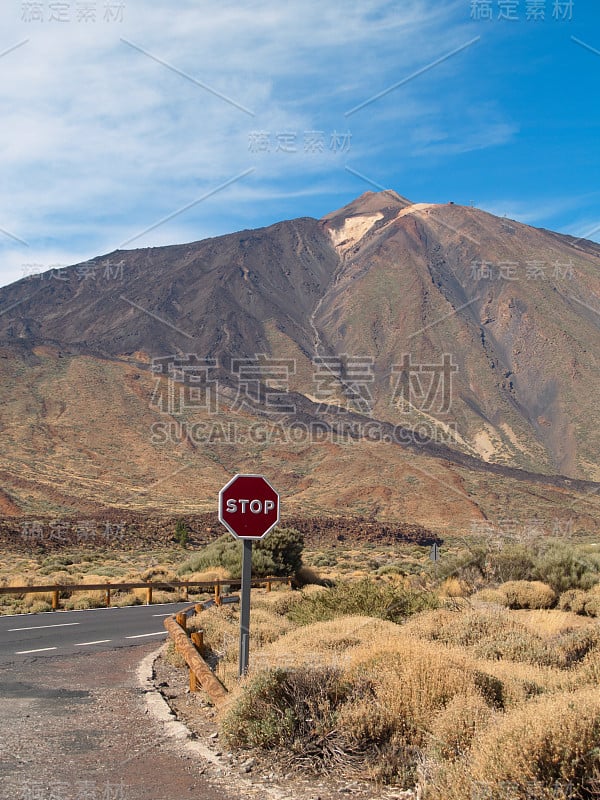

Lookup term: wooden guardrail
[0,577,293,611]
[164,603,229,706]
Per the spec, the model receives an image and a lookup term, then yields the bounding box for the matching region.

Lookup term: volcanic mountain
[0,190,599,531]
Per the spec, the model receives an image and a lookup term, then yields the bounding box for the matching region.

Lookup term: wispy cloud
[0,1,521,288]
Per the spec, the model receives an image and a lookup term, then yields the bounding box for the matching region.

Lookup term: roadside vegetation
[179,532,600,798]
[3,522,600,796]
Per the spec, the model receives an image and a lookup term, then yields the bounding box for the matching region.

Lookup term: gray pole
[239,539,252,676]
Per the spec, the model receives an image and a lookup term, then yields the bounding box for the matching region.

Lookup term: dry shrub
[403,606,597,669]
[254,615,402,671]
[427,692,495,762]
[429,687,600,800]
[301,583,328,597]
[130,586,184,603]
[499,580,556,610]
[27,600,52,613]
[190,603,239,656]
[221,634,509,787]
[551,627,600,668]
[23,591,55,607]
[164,641,186,668]
[584,593,600,617]
[576,649,600,686]
[248,607,296,646]
[287,578,438,627]
[152,589,186,603]
[140,566,178,583]
[221,666,368,774]
[472,587,509,606]
[344,638,503,745]
[186,567,231,583]
[438,577,470,598]
[403,606,548,663]
[252,589,304,616]
[111,592,141,607]
[64,593,105,610]
[558,589,588,614]
[512,609,590,636]
[465,657,573,707]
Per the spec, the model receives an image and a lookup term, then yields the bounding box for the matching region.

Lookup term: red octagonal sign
[219,474,280,540]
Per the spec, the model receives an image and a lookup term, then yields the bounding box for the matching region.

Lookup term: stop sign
[218,474,280,540]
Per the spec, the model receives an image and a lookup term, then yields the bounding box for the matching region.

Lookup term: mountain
[0,190,599,533]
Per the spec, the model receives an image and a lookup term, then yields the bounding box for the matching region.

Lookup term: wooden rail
[164,605,229,706]
[0,577,293,610]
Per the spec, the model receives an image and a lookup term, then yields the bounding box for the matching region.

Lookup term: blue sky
[0,0,598,288]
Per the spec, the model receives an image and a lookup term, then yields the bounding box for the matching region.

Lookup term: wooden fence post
[51,590,59,611]
[189,669,198,692]
[106,588,111,607]
[146,584,152,605]
[214,583,221,606]
[266,579,272,592]
[191,631,204,652]
[175,612,187,631]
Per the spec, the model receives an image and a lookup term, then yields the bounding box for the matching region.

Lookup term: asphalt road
[0,603,193,665]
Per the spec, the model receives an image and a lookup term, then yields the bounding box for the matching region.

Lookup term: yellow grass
[511,608,591,635]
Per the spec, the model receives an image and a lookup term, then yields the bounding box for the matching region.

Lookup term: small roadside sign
[429,543,440,563]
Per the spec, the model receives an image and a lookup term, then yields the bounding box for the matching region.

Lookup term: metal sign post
[239,539,252,676]
[218,474,280,678]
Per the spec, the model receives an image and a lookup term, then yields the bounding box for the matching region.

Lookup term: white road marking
[125,631,166,639]
[152,613,174,617]
[74,640,111,647]
[8,622,81,632]
[16,647,58,654]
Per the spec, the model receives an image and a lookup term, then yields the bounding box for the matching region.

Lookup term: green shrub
[488,544,536,583]
[436,545,489,587]
[175,519,189,548]
[533,543,600,593]
[287,579,438,626]
[179,527,303,578]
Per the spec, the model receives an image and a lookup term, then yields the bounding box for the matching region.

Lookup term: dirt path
[0,645,235,800]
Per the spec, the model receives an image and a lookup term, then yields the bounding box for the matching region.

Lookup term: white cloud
[0,0,512,288]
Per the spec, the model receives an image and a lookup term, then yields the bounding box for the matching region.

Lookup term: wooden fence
[0,576,293,611]
[164,603,229,705]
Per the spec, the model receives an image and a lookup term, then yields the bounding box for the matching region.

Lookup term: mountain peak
[321,189,412,224]
[320,190,413,255]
